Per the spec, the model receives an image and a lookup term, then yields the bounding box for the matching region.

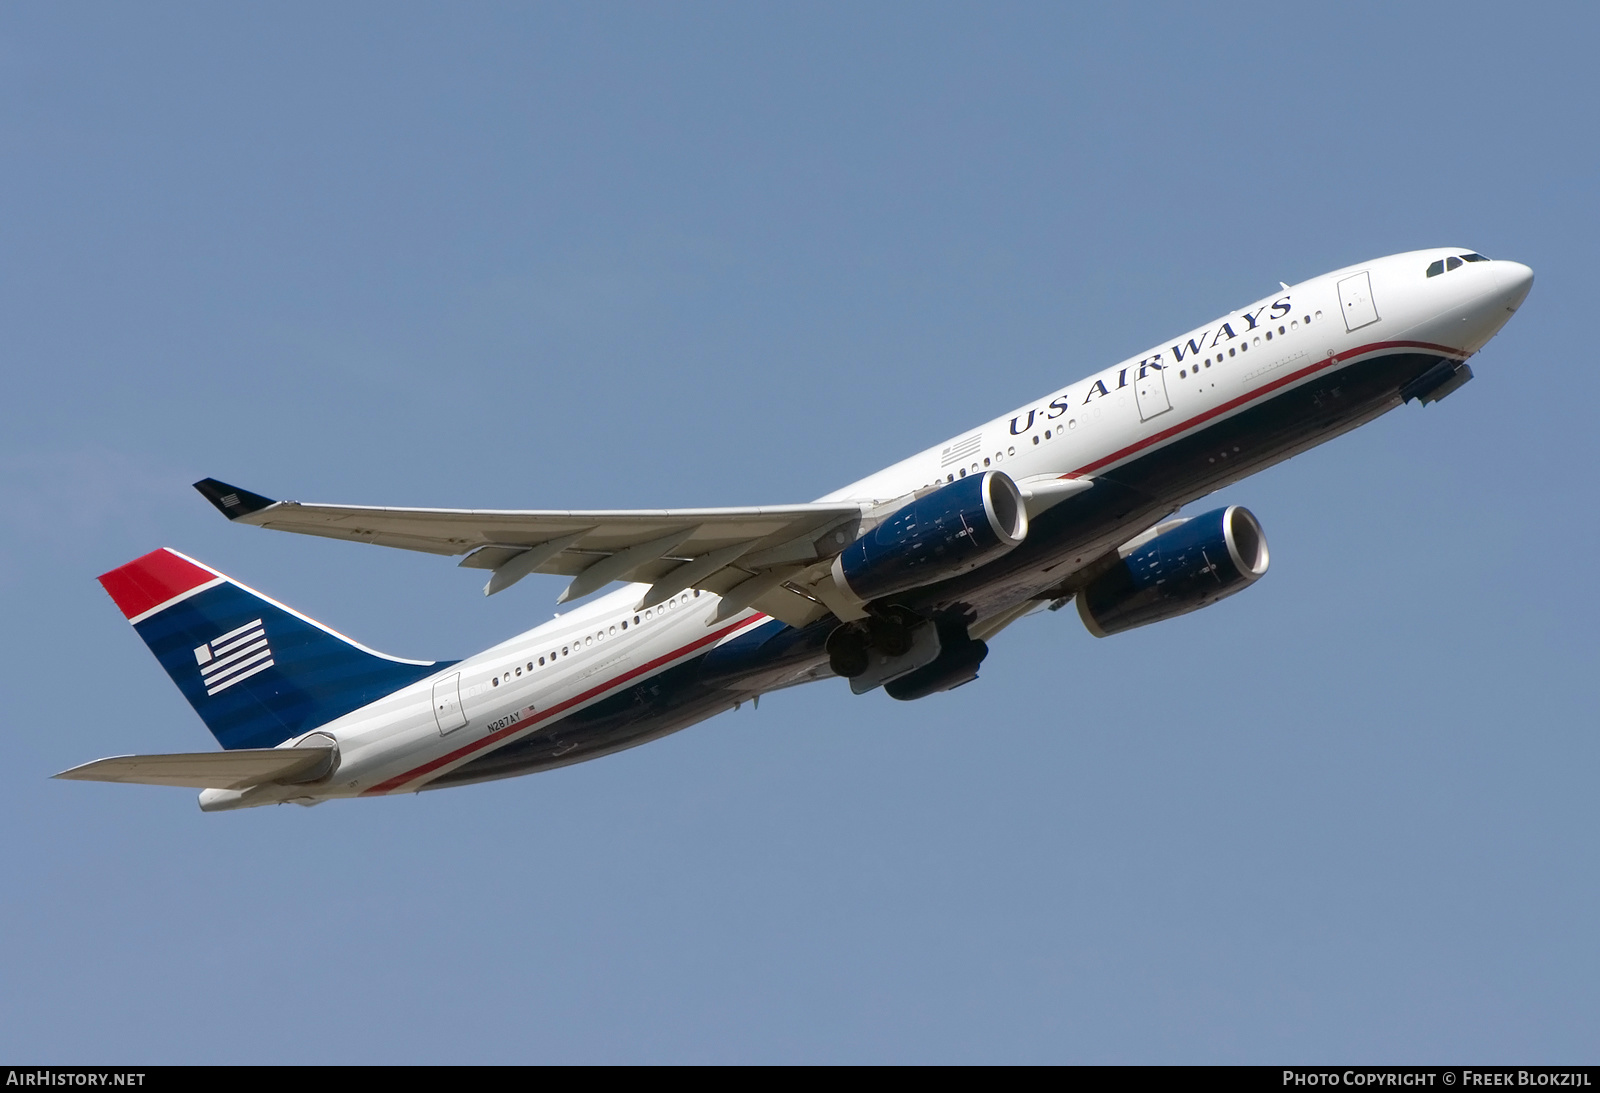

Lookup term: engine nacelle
[831,471,1028,606]
[1077,505,1269,637]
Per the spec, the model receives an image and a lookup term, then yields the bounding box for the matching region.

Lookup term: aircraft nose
[1494,260,1534,312]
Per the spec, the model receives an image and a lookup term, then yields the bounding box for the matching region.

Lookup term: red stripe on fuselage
[1062,339,1462,480]
[364,613,771,795]
[99,548,220,621]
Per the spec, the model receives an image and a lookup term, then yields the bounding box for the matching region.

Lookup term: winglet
[193,479,277,519]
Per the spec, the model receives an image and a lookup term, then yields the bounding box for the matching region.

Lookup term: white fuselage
[200,248,1532,810]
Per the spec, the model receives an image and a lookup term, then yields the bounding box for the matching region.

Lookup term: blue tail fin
[100,548,448,750]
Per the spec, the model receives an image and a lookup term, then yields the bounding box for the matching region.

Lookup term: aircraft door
[1338,271,1380,331]
[1135,363,1172,421]
[432,673,467,735]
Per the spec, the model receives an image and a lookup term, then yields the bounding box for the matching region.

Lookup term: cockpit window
[1428,253,1491,277]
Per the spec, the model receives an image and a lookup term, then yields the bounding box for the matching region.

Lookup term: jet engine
[1077,505,1269,637]
[831,471,1028,606]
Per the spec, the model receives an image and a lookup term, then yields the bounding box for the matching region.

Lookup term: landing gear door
[1135,364,1172,421]
[432,673,467,735]
[1338,270,1380,332]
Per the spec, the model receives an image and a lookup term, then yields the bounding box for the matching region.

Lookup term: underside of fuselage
[430,346,1452,789]
[426,615,827,789]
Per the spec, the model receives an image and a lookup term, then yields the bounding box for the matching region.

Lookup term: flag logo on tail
[194,619,274,695]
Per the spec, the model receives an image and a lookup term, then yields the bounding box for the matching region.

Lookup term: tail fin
[99,548,447,750]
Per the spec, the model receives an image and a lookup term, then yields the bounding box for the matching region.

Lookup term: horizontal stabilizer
[54,747,335,790]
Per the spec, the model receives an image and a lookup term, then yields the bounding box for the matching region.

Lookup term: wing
[195,479,863,624]
[54,747,336,790]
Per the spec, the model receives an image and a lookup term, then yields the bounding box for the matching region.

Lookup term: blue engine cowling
[831,471,1029,605]
[1076,505,1269,637]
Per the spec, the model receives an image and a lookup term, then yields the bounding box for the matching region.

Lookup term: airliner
[59,248,1534,810]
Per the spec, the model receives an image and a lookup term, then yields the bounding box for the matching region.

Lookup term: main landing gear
[825,606,919,679]
[825,608,991,701]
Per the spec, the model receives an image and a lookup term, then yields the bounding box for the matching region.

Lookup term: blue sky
[2,3,1595,1062]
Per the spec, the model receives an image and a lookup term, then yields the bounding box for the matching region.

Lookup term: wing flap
[750,584,830,629]
[54,747,336,790]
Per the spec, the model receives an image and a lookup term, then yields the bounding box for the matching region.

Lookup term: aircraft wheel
[826,625,871,678]
[868,618,911,657]
[868,606,920,657]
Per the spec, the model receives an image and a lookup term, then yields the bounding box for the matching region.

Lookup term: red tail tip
[98,548,220,621]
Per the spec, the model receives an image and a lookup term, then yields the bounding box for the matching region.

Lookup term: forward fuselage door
[1338,271,1380,331]
[432,672,467,735]
[1135,364,1172,421]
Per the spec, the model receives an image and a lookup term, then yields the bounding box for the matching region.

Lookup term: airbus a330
[59,249,1534,810]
